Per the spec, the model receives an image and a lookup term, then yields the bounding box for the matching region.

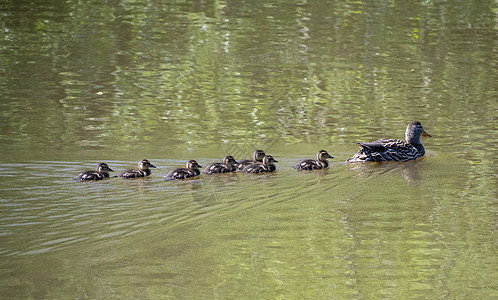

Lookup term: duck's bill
[422,131,431,137]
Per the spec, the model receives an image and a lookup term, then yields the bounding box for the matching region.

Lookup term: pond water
[0,0,496,298]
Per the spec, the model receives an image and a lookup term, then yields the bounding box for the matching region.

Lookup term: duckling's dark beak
[422,130,431,137]
[273,159,278,162]
[108,168,114,172]
[328,155,334,159]
[234,161,240,165]
[198,164,203,168]
[150,164,157,168]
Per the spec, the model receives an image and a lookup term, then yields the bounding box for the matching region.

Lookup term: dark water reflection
[0,0,496,298]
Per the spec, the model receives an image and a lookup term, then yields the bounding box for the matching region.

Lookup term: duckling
[165,160,203,180]
[293,150,334,171]
[347,121,431,162]
[117,159,156,178]
[203,156,239,174]
[74,162,114,181]
[241,155,278,173]
[237,149,266,170]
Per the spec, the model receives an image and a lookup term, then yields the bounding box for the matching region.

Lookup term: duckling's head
[262,155,278,166]
[97,163,114,172]
[139,159,156,170]
[406,121,431,145]
[253,150,266,162]
[223,156,238,166]
[186,160,202,169]
[317,150,334,161]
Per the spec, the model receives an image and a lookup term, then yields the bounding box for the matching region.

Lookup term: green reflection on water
[0,0,496,298]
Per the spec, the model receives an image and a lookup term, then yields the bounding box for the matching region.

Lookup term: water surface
[0,0,496,298]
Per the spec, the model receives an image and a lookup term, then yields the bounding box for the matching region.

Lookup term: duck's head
[186,160,202,169]
[253,150,266,162]
[97,162,114,172]
[223,156,239,166]
[406,121,431,144]
[317,150,334,161]
[262,155,278,166]
[139,159,156,170]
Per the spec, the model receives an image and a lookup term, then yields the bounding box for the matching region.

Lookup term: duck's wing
[165,168,195,179]
[241,163,265,173]
[118,169,145,178]
[203,163,226,174]
[294,159,320,171]
[74,170,103,181]
[237,159,256,170]
[355,139,396,151]
[165,169,182,179]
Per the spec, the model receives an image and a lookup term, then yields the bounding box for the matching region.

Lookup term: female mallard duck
[347,121,431,162]
[74,162,114,181]
[117,159,156,178]
[237,149,266,170]
[241,155,278,173]
[293,150,334,171]
[203,156,239,174]
[165,160,203,180]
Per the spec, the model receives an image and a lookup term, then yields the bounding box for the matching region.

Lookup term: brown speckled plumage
[294,150,334,171]
[237,150,266,170]
[347,121,431,162]
[118,159,156,178]
[203,156,238,174]
[165,160,202,180]
[241,155,278,173]
[74,163,114,181]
